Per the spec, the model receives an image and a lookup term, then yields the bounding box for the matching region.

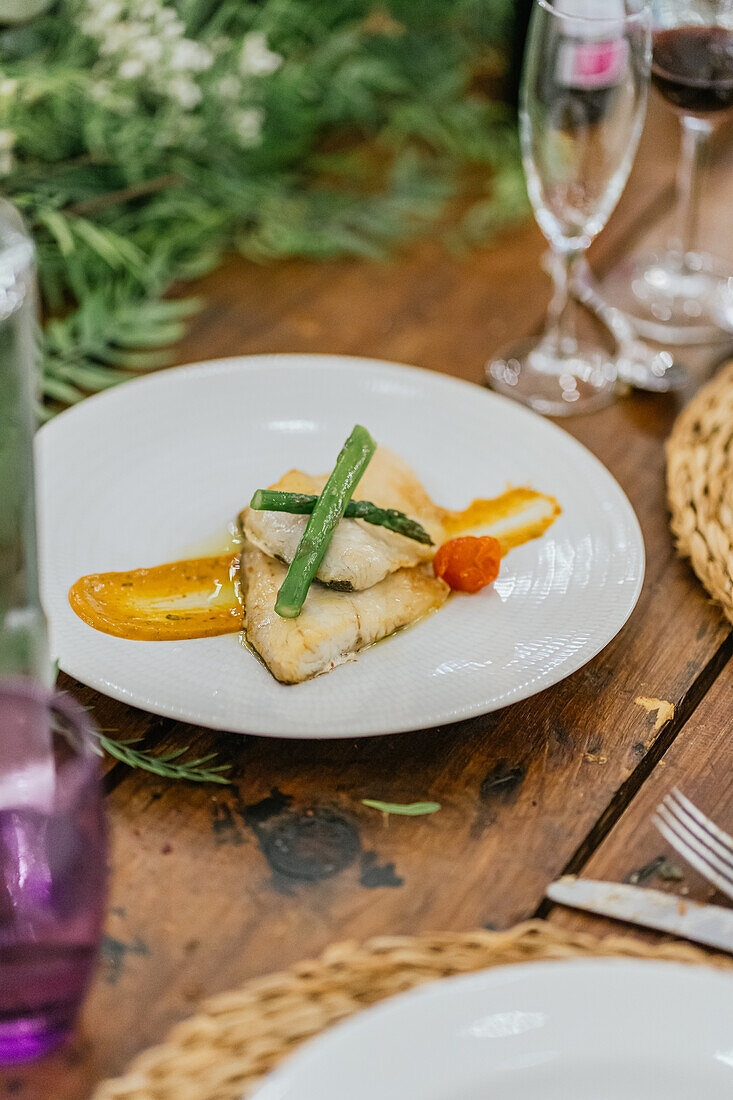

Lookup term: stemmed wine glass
[488,0,651,416]
[602,0,733,343]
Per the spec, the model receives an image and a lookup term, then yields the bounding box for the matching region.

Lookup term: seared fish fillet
[241,543,449,684]
[240,447,444,592]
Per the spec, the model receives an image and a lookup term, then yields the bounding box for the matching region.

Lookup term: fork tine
[668,788,733,857]
[657,803,733,881]
[653,809,733,901]
[663,792,733,871]
[653,814,733,900]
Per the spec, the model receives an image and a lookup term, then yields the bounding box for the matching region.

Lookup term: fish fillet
[241,543,449,684]
[240,447,445,592]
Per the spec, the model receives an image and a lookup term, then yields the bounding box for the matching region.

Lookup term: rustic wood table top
[7,103,733,1100]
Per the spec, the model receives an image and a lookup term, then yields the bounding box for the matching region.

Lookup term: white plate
[249,959,733,1100]
[37,354,644,738]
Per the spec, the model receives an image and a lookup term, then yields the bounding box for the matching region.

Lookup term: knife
[546,877,733,954]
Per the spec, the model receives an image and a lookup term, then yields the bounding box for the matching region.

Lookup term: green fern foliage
[0,0,524,409]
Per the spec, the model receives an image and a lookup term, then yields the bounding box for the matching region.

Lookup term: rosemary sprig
[92,732,232,785]
[53,668,230,783]
[52,667,231,784]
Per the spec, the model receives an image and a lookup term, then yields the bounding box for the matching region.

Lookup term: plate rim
[249,956,733,1099]
[37,352,646,738]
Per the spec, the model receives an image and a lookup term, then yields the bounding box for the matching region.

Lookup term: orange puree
[69,554,242,641]
[69,488,561,642]
[441,487,562,554]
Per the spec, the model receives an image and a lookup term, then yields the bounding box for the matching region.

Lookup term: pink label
[557,38,629,88]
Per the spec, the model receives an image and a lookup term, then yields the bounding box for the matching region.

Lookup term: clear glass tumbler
[0,683,107,1063]
[0,200,49,681]
[487,0,651,416]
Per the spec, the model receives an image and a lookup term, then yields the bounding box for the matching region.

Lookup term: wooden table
[8,102,733,1100]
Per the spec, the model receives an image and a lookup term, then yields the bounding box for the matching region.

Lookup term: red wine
[652,26,733,114]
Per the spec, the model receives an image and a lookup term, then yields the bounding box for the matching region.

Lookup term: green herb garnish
[361,800,441,816]
[92,732,231,785]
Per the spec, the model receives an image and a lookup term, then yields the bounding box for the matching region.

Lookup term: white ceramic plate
[37,354,644,738]
[249,959,733,1100]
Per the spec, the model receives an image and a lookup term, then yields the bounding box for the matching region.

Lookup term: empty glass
[488,0,651,416]
[0,683,106,1063]
[0,200,48,681]
[602,0,733,343]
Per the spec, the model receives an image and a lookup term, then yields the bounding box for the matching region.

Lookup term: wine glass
[602,0,733,343]
[487,0,651,417]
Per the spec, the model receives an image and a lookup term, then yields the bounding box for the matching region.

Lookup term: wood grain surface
[550,648,733,937]
[4,101,732,1100]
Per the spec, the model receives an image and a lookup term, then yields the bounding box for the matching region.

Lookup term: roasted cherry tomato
[433,535,501,593]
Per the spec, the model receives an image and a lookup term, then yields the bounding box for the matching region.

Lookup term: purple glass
[0,682,107,1063]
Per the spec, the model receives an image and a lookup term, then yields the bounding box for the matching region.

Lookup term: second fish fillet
[241,543,449,683]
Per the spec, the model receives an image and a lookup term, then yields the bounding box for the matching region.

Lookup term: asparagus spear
[274,425,376,618]
[249,489,434,546]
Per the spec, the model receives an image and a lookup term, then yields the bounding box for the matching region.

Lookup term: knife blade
[546,877,733,954]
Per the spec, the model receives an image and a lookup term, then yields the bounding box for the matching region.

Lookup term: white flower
[169,76,202,110]
[82,0,123,30]
[239,32,282,77]
[78,0,213,111]
[131,37,163,63]
[160,19,183,38]
[118,57,146,79]
[97,21,145,54]
[234,106,264,146]
[95,0,123,23]
[0,79,17,98]
[169,39,213,73]
[0,129,17,151]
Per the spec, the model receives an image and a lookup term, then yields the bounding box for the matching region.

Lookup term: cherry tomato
[433,536,501,593]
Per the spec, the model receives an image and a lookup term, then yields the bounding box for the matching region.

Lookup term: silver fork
[653,788,733,901]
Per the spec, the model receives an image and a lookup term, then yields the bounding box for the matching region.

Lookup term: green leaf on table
[361,799,441,816]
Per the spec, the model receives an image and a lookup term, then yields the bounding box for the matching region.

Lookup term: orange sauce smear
[69,488,561,643]
[441,487,562,554]
[68,554,242,641]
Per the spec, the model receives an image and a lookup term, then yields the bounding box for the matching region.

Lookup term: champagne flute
[602,0,733,343]
[488,0,651,416]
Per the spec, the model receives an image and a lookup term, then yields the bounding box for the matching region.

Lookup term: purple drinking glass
[0,682,107,1063]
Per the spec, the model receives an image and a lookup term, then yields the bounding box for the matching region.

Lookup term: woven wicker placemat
[667,359,733,623]
[94,920,731,1100]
